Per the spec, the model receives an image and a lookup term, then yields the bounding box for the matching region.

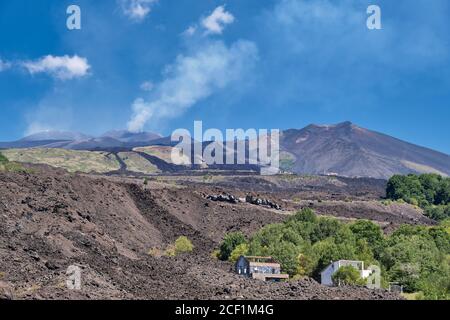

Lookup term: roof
[261,274,289,279]
[320,260,364,274]
[242,256,276,262]
[249,262,281,268]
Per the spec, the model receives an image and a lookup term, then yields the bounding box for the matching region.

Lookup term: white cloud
[201,5,235,35]
[23,55,91,80]
[120,0,157,22]
[127,40,258,132]
[0,58,11,71]
[140,81,154,91]
[183,25,197,37]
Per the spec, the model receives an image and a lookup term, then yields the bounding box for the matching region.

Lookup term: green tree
[219,232,246,261]
[229,243,249,262]
[436,179,450,205]
[350,220,384,257]
[425,205,448,221]
[290,208,317,223]
[332,265,366,286]
[268,241,300,276]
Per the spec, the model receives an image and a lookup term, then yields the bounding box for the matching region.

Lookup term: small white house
[320,260,372,286]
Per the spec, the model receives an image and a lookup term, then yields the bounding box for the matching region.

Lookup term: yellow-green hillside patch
[2,148,120,173]
[118,152,160,174]
[133,146,190,165]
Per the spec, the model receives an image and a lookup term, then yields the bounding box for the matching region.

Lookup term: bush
[386,174,450,221]
[174,236,194,254]
[290,208,317,223]
[229,243,249,262]
[425,205,450,221]
[0,152,8,163]
[0,161,29,173]
[219,232,246,261]
[332,265,366,286]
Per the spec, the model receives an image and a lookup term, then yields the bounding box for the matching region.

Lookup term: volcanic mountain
[0,130,162,150]
[279,122,450,179]
[0,122,448,179]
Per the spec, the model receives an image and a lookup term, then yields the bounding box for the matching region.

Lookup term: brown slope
[281,121,450,179]
[0,167,401,300]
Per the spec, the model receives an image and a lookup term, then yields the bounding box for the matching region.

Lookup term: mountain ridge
[1,122,448,179]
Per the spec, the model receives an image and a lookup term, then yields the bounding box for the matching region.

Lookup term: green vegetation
[0,152,8,163]
[118,152,160,174]
[0,151,29,173]
[386,174,450,221]
[148,236,194,257]
[229,243,249,262]
[174,236,194,254]
[219,209,450,299]
[332,265,366,286]
[219,232,246,261]
[2,148,120,173]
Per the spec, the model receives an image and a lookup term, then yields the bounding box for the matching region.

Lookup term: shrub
[148,247,163,257]
[174,236,194,254]
[229,243,249,262]
[143,177,149,185]
[332,265,366,286]
[386,174,450,221]
[219,232,246,261]
[0,161,28,173]
[0,152,8,163]
[425,205,450,222]
[164,244,176,257]
[210,249,220,260]
[290,208,317,223]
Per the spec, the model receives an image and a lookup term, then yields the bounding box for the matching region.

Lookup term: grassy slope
[117,152,160,174]
[2,148,120,173]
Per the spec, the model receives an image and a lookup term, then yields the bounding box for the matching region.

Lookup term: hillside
[280,122,450,179]
[1,122,448,179]
[0,166,402,300]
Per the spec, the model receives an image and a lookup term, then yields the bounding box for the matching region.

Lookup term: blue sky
[0,0,449,154]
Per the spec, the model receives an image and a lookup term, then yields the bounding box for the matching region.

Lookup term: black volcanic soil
[0,167,406,300]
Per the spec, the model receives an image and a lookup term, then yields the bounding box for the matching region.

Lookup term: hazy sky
[0,0,449,153]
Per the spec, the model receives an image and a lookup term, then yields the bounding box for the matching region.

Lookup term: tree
[436,179,450,205]
[268,241,300,276]
[386,174,424,204]
[381,234,442,292]
[296,253,315,276]
[290,208,317,223]
[419,174,441,204]
[350,220,384,257]
[219,232,246,261]
[332,265,366,286]
[229,243,249,262]
[310,218,343,243]
[425,205,447,221]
